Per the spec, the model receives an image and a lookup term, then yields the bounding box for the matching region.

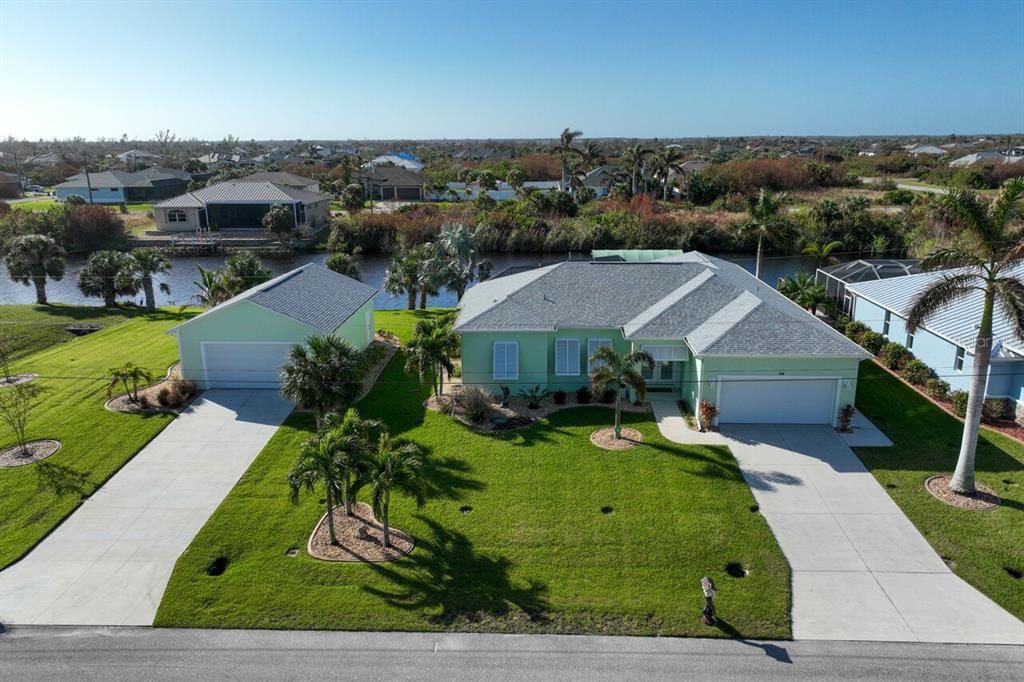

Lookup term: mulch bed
[0,373,37,389]
[925,475,1000,511]
[307,501,414,562]
[0,439,61,468]
[105,363,197,414]
[590,427,644,451]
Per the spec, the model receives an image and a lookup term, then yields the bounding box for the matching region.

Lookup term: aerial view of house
[355,165,426,201]
[152,180,331,231]
[53,167,192,204]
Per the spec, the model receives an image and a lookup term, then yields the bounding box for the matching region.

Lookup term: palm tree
[430,222,489,301]
[280,334,363,429]
[651,146,685,201]
[907,178,1024,495]
[554,128,583,192]
[589,346,654,439]
[366,434,426,549]
[107,362,153,403]
[580,140,605,171]
[811,197,843,238]
[383,249,423,310]
[742,188,788,281]
[193,265,229,307]
[3,234,66,305]
[222,250,271,295]
[802,240,844,269]
[126,248,171,312]
[321,408,383,516]
[622,144,651,196]
[288,436,344,546]
[777,272,828,313]
[405,318,459,398]
[325,252,362,281]
[77,250,137,307]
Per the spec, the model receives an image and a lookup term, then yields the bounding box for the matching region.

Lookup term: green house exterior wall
[332,298,375,350]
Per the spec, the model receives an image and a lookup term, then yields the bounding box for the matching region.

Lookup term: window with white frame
[554,338,580,376]
[882,310,891,337]
[640,344,688,362]
[493,341,518,380]
[587,338,613,372]
[906,330,914,349]
[167,209,187,223]
[954,346,965,372]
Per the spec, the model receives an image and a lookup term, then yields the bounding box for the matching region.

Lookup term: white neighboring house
[906,145,947,156]
[116,149,162,165]
[429,180,559,201]
[363,154,425,172]
[153,181,331,233]
[949,149,1024,168]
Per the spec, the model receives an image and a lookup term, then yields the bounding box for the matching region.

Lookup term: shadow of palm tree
[420,454,486,501]
[34,461,92,497]
[715,618,793,662]
[363,517,549,626]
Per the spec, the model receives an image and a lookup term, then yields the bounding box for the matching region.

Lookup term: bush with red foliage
[516,153,561,181]
[0,200,10,218]
[709,158,837,194]
[63,204,127,253]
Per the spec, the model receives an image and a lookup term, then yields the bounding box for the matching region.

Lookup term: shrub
[156,386,171,407]
[844,320,870,343]
[925,378,950,401]
[599,388,616,404]
[518,385,550,409]
[901,359,932,385]
[837,404,855,432]
[575,385,592,404]
[880,342,911,370]
[63,204,127,252]
[552,390,567,405]
[460,386,491,423]
[859,331,886,355]
[883,189,915,206]
[950,390,969,417]
[698,400,719,431]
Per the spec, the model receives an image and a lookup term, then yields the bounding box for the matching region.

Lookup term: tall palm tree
[77,250,137,307]
[107,362,153,403]
[3,234,66,305]
[907,178,1024,495]
[383,249,423,310]
[742,188,788,281]
[288,436,344,546]
[554,128,583,192]
[589,346,654,439]
[320,408,383,517]
[404,318,459,397]
[580,140,605,172]
[622,144,651,196]
[801,240,844,269]
[126,248,171,312]
[430,223,489,300]
[280,334,363,429]
[651,146,685,200]
[222,250,271,295]
[366,434,426,549]
[193,265,229,307]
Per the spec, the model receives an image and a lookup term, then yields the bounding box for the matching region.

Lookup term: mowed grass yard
[155,310,790,638]
[0,308,192,569]
[855,362,1024,621]
[0,304,153,361]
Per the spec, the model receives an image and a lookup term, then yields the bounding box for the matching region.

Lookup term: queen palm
[3,234,66,305]
[431,222,489,301]
[907,178,1024,495]
[288,436,344,545]
[589,346,654,439]
[126,248,172,312]
[554,127,583,192]
[651,146,685,200]
[321,408,383,516]
[280,334,363,429]
[742,188,788,281]
[383,248,423,310]
[405,318,459,398]
[366,434,427,549]
[801,240,844,269]
[580,140,605,172]
[622,144,651,196]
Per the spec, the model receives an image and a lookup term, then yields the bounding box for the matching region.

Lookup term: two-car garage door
[717,378,837,425]
[201,342,294,389]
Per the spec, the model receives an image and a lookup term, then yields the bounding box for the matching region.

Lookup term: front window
[493,341,518,381]
[554,338,580,376]
[167,209,187,223]
[587,338,613,372]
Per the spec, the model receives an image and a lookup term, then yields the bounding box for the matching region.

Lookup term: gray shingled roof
[454,254,867,358]
[56,167,191,189]
[156,181,329,208]
[240,172,316,187]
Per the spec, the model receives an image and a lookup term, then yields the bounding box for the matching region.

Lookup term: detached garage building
[168,263,377,389]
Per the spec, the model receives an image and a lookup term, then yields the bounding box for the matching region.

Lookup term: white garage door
[718,378,837,424]
[201,342,295,389]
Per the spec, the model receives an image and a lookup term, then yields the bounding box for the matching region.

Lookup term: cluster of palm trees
[193,250,272,307]
[404,314,459,399]
[556,129,691,200]
[383,223,489,309]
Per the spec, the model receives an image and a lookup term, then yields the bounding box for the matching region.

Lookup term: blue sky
[2,0,1022,139]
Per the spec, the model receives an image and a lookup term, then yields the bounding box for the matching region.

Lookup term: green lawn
[855,362,1024,620]
[155,309,790,638]
[9,198,57,211]
[125,202,154,213]
[0,304,155,361]
[0,309,192,569]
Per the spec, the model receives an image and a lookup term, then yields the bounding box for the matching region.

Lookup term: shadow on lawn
[363,517,549,626]
[34,461,92,498]
[420,453,485,501]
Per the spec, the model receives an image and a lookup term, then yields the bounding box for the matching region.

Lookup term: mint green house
[454,253,869,428]
[167,263,376,389]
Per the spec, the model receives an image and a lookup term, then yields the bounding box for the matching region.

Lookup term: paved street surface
[0,390,292,626]
[1,627,1022,681]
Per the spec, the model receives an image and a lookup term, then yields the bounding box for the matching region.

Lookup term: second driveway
[0,390,292,626]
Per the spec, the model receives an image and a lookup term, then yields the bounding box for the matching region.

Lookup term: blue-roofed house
[847,264,1024,421]
[167,263,377,389]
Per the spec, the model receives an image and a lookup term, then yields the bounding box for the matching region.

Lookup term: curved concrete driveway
[0,390,292,626]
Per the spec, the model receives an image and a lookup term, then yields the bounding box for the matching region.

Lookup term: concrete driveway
[722,424,1024,644]
[0,390,292,626]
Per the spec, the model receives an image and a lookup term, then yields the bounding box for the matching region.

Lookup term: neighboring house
[949,149,1024,168]
[847,263,1024,422]
[363,154,425,172]
[0,171,22,198]
[582,165,625,197]
[194,152,252,169]
[23,152,62,166]
[54,167,192,204]
[355,166,425,201]
[454,252,869,427]
[116,149,162,165]
[429,180,559,201]
[906,145,946,156]
[153,181,330,232]
[251,147,288,164]
[167,263,377,389]
[679,159,710,174]
[239,171,320,193]
[815,259,921,316]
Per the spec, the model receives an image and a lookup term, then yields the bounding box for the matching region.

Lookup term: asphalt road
[2,627,1022,681]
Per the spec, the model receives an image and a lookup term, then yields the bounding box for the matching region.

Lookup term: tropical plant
[3,233,66,305]
[589,345,654,438]
[859,330,886,355]
[506,167,526,193]
[320,408,383,516]
[802,240,844,269]
[404,318,459,398]
[288,435,344,545]
[742,188,788,280]
[325,252,362,281]
[950,390,969,418]
[77,250,137,307]
[221,250,271,295]
[107,362,153,403]
[0,383,36,457]
[879,342,911,370]
[429,222,489,301]
[901,358,932,385]
[554,128,583,192]
[366,434,427,548]
[575,385,592,404]
[926,378,951,401]
[193,265,229,307]
[262,204,295,240]
[650,146,685,200]
[906,177,1024,494]
[125,248,171,312]
[280,334,363,428]
[580,140,605,172]
[382,247,424,310]
[459,386,492,423]
[698,399,719,431]
[518,385,550,409]
[837,404,855,432]
[622,144,652,195]
[777,272,827,313]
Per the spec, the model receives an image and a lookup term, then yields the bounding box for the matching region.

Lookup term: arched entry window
[167,209,187,223]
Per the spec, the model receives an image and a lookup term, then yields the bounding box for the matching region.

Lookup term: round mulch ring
[0,439,61,468]
[925,475,1000,511]
[307,502,414,562]
[0,373,38,389]
[590,426,644,451]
